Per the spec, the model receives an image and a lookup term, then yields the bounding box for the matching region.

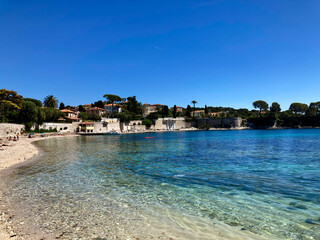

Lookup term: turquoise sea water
[4,129,320,239]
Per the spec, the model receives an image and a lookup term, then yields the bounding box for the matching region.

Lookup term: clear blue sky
[1,0,319,110]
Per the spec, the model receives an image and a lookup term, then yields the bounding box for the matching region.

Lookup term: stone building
[104,104,122,113]
[60,109,80,122]
[86,107,107,116]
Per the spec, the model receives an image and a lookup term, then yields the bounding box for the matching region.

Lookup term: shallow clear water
[4,129,320,239]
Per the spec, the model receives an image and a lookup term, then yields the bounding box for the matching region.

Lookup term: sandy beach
[0,137,38,239]
[0,134,78,239]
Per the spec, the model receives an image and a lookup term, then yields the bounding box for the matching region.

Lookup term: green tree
[43,95,58,108]
[19,101,38,129]
[103,94,121,112]
[205,105,208,116]
[270,102,281,113]
[309,101,320,115]
[147,112,160,120]
[0,89,22,122]
[191,100,197,117]
[253,100,268,115]
[289,103,308,115]
[59,102,65,110]
[306,106,317,116]
[126,96,142,115]
[113,109,132,122]
[78,105,85,112]
[22,98,42,107]
[93,100,104,109]
[186,105,192,118]
[173,105,177,118]
[79,112,88,120]
[162,105,169,118]
[37,108,46,124]
[142,118,153,128]
[87,114,101,121]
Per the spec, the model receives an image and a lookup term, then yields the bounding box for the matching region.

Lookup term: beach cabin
[78,122,94,133]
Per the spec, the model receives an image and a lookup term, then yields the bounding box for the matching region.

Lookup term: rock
[289,202,308,210]
[305,219,320,225]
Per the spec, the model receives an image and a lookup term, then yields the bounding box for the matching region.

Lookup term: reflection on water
[4,129,320,239]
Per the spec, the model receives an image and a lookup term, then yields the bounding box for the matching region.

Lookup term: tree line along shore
[1,89,320,131]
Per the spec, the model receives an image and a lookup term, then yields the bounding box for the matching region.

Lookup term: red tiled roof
[80,121,94,125]
[143,103,150,105]
[192,110,205,113]
[65,116,80,120]
[153,104,163,106]
[60,109,76,113]
[87,107,106,111]
[105,104,119,107]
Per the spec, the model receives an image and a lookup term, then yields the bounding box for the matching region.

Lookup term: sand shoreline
[0,134,78,239]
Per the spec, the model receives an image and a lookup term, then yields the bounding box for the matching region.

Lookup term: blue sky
[1,0,319,110]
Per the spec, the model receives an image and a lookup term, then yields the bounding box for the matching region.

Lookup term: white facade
[104,104,122,113]
[32,122,74,132]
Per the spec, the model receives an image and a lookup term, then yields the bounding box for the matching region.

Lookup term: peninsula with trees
[1,88,320,135]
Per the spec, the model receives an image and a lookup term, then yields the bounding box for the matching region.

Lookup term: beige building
[102,118,121,132]
[121,120,146,132]
[191,110,205,118]
[60,109,80,122]
[208,112,226,117]
[86,107,107,116]
[143,103,165,117]
[170,106,183,113]
[78,122,95,133]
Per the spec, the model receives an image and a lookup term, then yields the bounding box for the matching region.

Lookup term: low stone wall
[196,118,243,128]
[106,122,121,132]
[0,123,24,138]
[133,125,146,132]
[152,118,194,131]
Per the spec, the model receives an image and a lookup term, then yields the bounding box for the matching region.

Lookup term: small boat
[144,136,156,139]
[106,131,121,135]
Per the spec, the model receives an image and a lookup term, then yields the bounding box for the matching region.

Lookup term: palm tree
[43,95,58,108]
[191,100,197,117]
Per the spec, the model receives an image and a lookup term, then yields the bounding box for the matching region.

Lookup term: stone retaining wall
[196,118,243,128]
[0,123,24,138]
